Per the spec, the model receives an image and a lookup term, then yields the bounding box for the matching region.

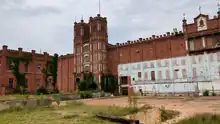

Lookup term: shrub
[52,88,59,94]
[203,90,209,96]
[212,92,217,96]
[78,80,88,91]
[78,91,93,99]
[36,87,49,95]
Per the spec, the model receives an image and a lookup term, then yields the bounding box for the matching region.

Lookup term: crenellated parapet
[0,45,53,58]
[89,14,107,23]
[59,53,74,60]
[107,31,183,49]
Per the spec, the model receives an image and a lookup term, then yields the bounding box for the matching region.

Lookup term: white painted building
[118,52,220,95]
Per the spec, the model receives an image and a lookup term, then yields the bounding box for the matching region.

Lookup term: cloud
[0,0,218,55]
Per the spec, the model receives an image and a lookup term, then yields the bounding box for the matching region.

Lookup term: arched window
[84,55,89,63]
[97,23,101,31]
[199,19,204,27]
[84,65,90,72]
[80,28,84,36]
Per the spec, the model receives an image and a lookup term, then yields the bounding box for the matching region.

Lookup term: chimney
[18,48,22,52]
[32,50,36,54]
[18,47,23,56]
[2,45,8,51]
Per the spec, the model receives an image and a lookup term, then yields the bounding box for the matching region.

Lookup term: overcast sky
[0,0,218,55]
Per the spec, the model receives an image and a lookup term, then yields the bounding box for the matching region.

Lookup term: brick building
[57,8,220,93]
[2,8,219,93]
[0,45,53,93]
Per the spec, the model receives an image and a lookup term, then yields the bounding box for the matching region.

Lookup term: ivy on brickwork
[40,53,58,91]
[41,61,52,88]
[51,53,58,89]
[7,55,32,93]
[101,74,118,94]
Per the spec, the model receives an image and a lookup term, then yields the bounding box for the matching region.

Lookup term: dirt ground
[80,96,220,120]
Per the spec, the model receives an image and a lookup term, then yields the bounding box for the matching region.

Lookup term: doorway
[75,78,81,84]
[120,76,128,85]
[8,78,13,88]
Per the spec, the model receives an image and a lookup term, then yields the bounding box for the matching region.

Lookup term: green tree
[101,74,118,94]
[77,72,98,91]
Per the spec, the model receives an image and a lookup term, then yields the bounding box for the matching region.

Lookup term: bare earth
[79,96,220,123]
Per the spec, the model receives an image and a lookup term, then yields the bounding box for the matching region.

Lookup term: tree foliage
[101,74,118,94]
[77,72,98,91]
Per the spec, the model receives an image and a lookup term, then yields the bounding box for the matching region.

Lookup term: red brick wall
[0,45,53,93]
[57,54,75,93]
[186,15,219,34]
[107,34,186,75]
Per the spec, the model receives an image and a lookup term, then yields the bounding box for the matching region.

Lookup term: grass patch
[0,94,50,101]
[160,106,180,122]
[0,101,141,124]
[176,113,220,124]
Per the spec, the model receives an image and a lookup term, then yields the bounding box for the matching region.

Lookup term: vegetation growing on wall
[51,53,58,89]
[40,53,59,94]
[41,62,52,89]
[101,74,118,94]
[77,72,98,91]
[7,55,32,93]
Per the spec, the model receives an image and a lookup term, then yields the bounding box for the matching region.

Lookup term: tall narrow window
[76,46,81,53]
[80,28,84,36]
[24,63,28,72]
[144,72,148,80]
[8,60,14,70]
[84,55,89,63]
[182,69,187,79]
[209,54,214,62]
[174,70,178,79]
[37,64,41,72]
[158,71,162,80]
[173,60,177,66]
[166,70,170,80]
[165,60,169,67]
[157,61,161,68]
[83,45,89,53]
[25,78,28,88]
[103,64,107,71]
[84,65,90,72]
[97,23,101,31]
[181,59,186,65]
[189,40,194,51]
[138,72,141,78]
[193,68,197,80]
[151,71,155,81]
[192,56,197,64]
[93,43,97,50]
[8,78,13,88]
[150,62,154,68]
